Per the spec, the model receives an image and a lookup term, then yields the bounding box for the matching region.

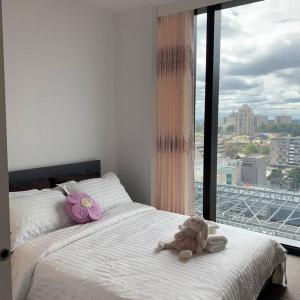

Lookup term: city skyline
[196,0,300,119]
[195,103,295,123]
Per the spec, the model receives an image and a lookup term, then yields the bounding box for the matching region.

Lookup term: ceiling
[87,0,180,12]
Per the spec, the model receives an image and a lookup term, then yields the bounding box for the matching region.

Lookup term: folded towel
[205,234,227,253]
[206,243,226,253]
[207,221,219,234]
[207,234,228,245]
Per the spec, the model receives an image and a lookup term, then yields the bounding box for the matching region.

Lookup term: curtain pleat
[155,11,195,215]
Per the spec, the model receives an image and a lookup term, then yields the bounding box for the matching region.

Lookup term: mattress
[12,203,287,300]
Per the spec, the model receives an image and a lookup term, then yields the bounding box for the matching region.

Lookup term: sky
[196,0,300,120]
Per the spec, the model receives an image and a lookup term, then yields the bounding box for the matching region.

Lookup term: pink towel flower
[64,192,102,224]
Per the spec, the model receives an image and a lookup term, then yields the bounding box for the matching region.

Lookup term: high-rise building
[274,115,292,125]
[254,115,268,128]
[223,111,237,129]
[235,104,255,135]
[241,156,267,186]
[270,137,300,167]
[196,141,226,156]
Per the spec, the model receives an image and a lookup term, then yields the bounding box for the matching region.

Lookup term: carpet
[259,254,300,300]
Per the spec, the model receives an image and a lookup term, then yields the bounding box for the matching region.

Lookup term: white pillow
[55,180,77,195]
[59,172,133,212]
[9,189,40,198]
[10,189,73,249]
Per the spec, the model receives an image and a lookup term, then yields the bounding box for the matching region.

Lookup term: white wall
[115,5,156,205]
[0,2,12,298]
[2,0,157,205]
[3,0,117,173]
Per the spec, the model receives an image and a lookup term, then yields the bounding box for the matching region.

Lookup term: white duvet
[12,203,287,300]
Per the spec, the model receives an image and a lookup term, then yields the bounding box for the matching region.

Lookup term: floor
[260,254,300,300]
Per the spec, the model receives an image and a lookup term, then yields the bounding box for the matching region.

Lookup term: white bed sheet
[12,203,287,300]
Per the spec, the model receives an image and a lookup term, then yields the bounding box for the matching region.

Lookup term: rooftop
[195,182,300,244]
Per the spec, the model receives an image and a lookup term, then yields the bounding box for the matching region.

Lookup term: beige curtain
[155,11,195,215]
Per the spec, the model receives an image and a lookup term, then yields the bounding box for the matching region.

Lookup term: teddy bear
[157,215,208,260]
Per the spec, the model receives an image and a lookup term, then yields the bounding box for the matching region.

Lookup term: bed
[10,161,287,300]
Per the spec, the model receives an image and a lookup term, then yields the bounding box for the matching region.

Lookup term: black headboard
[9,160,101,192]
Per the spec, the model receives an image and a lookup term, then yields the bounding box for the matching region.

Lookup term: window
[195,0,300,250]
[194,13,207,216]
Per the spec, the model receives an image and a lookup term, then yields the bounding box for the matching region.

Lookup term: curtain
[155,11,195,215]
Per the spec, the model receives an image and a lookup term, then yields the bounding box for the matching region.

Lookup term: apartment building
[274,115,292,125]
[235,104,255,135]
[254,115,268,128]
[270,137,300,167]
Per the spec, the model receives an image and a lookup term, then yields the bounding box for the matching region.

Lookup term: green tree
[225,125,235,134]
[226,144,240,159]
[259,145,270,155]
[257,123,300,136]
[195,122,204,133]
[268,169,283,185]
[244,143,258,155]
[287,168,300,190]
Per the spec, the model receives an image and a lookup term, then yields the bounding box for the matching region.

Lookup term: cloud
[227,39,300,76]
[220,13,243,38]
[275,68,300,85]
[282,98,300,103]
[196,65,206,82]
[195,0,300,119]
[220,77,262,91]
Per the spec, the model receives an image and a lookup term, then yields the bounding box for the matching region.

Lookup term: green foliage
[225,125,235,134]
[195,122,204,133]
[244,143,258,155]
[259,145,270,155]
[268,169,283,185]
[287,168,300,189]
[226,144,240,159]
[258,123,300,136]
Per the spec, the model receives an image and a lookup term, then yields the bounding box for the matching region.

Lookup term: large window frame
[196,0,300,255]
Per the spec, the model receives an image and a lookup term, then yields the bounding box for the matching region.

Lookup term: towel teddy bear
[157,215,208,260]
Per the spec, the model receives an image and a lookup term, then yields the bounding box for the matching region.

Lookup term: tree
[244,143,258,155]
[257,123,300,136]
[287,168,300,190]
[195,122,204,133]
[268,169,283,185]
[259,145,270,155]
[225,125,235,134]
[226,144,240,159]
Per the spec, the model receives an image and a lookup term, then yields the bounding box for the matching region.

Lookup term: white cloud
[196,0,300,119]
